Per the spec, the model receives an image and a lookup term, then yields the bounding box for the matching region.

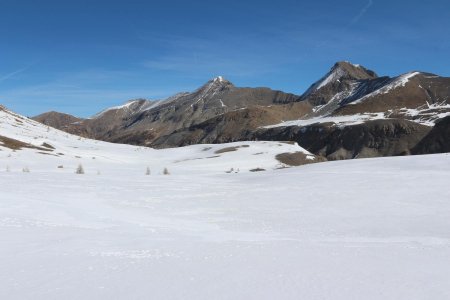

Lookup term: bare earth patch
[41,142,55,150]
[249,168,266,172]
[215,145,249,154]
[276,152,326,166]
[0,135,53,152]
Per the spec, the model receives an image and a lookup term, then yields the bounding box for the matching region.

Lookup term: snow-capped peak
[210,76,232,85]
[214,76,224,83]
[197,76,233,92]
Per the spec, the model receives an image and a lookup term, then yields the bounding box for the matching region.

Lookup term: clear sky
[1,0,449,117]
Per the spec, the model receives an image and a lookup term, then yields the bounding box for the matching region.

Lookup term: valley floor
[1,153,450,299]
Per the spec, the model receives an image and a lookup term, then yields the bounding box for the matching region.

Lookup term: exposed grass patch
[249,168,266,172]
[41,142,55,149]
[0,135,53,152]
[215,146,239,154]
[37,152,59,156]
[215,145,249,154]
[276,152,325,166]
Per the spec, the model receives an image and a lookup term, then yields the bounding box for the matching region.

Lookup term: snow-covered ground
[1,107,450,299]
[1,154,450,299]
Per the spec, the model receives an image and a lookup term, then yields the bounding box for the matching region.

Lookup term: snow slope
[350,72,421,104]
[0,107,314,174]
[1,107,450,299]
[1,153,450,299]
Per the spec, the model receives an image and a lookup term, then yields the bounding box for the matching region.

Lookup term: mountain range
[31,61,450,160]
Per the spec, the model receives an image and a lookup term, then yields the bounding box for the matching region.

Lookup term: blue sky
[1,0,449,117]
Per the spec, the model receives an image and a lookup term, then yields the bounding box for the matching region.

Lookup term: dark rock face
[252,119,432,160]
[151,102,312,148]
[412,116,450,154]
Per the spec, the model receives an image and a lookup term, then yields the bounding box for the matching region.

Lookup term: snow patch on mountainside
[264,112,387,128]
[316,67,346,90]
[91,99,153,119]
[351,72,421,104]
[265,101,449,129]
[303,68,344,97]
[302,62,368,98]
[390,102,450,126]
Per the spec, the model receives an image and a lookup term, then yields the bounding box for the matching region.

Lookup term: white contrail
[351,0,374,25]
[0,65,32,82]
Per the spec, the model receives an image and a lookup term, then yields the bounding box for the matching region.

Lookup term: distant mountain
[32,111,82,129]
[301,61,378,109]
[31,62,450,159]
[33,77,305,146]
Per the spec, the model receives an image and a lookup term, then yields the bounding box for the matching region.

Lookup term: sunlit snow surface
[264,102,450,129]
[1,108,450,299]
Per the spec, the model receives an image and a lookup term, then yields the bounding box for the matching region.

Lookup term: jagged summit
[305,61,377,94]
[301,61,379,106]
[213,76,225,82]
[331,61,378,79]
[206,76,234,87]
[193,76,235,98]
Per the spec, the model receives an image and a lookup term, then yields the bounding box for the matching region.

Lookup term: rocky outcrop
[151,102,312,148]
[252,119,432,160]
[412,116,450,154]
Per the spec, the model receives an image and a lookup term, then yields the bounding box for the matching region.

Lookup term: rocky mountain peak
[213,76,225,83]
[193,76,235,98]
[301,61,379,105]
[329,61,378,81]
[208,76,233,87]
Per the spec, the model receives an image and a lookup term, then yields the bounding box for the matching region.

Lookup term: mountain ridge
[27,61,450,159]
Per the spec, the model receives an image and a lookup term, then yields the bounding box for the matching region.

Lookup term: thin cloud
[351,0,374,25]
